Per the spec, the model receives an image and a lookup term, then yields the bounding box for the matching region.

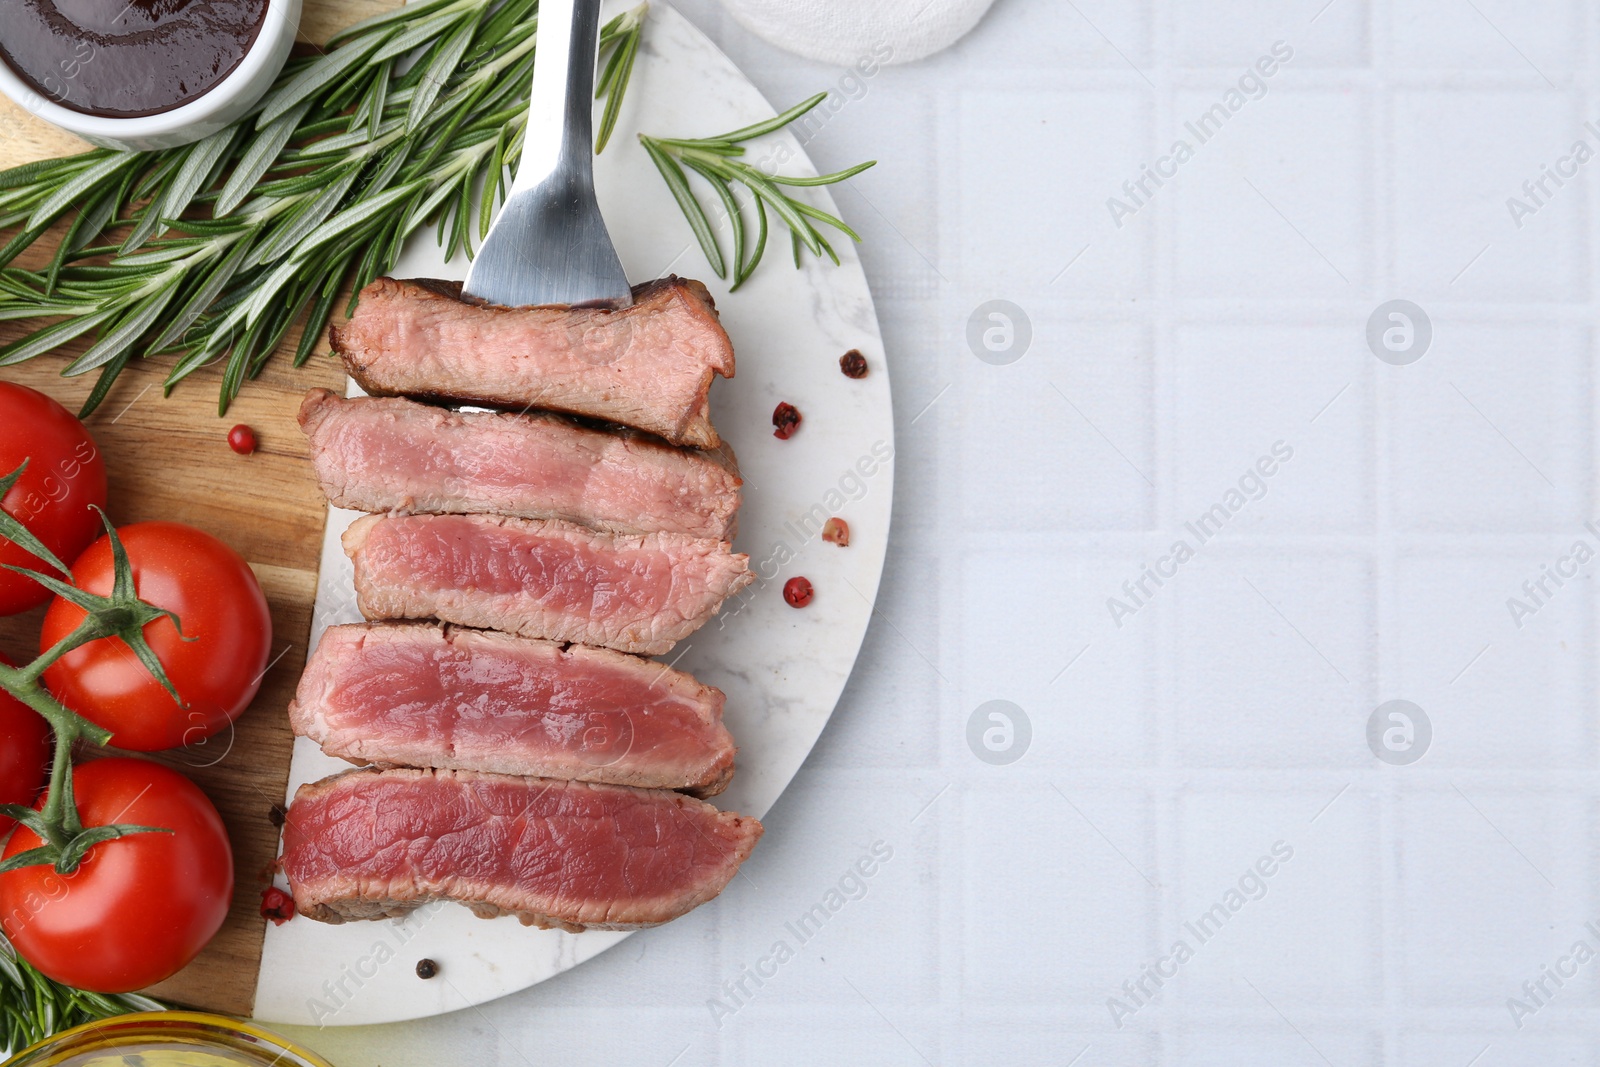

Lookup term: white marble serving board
[251,0,893,1027]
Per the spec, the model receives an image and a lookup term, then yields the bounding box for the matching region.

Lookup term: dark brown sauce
[0,0,269,118]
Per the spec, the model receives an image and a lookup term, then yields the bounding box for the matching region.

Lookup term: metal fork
[462,0,633,309]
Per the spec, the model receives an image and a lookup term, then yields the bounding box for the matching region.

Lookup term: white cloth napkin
[715,0,996,66]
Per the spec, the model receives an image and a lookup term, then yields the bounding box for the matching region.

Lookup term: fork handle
[510,0,604,200]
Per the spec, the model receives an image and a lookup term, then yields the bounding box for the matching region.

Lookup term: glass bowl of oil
[4,1011,335,1066]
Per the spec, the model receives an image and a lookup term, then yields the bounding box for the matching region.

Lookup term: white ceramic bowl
[0,0,302,152]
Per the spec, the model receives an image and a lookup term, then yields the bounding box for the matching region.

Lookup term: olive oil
[6,1013,334,1067]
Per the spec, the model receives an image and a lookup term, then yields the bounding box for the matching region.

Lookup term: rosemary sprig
[639,93,876,290]
[0,0,547,416]
[596,2,648,154]
[0,938,163,1054]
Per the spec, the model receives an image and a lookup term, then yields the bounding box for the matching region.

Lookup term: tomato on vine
[0,502,239,994]
[0,383,107,616]
[0,663,50,832]
[0,758,233,992]
[41,522,272,752]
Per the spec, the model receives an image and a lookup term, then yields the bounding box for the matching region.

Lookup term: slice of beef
[298,389,742,540]
[343,513,752,655]
[329,276,735,449]
[280,768,762,930]
[291,623,736,796]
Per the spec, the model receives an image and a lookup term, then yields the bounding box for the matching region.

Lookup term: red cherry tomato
[0,757,233,992]
[0,383,108,615]
[41,522,272,752]
[0,657,50,832]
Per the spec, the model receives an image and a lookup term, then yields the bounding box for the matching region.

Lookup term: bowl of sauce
[0,0,300,151]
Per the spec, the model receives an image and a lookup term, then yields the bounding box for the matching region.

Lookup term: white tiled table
[280,2,1600,1063]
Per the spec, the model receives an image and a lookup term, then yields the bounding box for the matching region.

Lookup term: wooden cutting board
[0,0,399,1017]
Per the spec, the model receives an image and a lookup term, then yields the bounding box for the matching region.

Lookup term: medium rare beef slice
[298,389,741,540]
[281,767,763,930]
[343,513,752,655]
[329,276,734,449]
[292,623,737,795]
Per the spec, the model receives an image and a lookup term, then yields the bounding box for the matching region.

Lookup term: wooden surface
[0,0,400,1017]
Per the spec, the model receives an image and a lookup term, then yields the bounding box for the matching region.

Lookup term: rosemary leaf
[596,3,648,154]
[364,59,392,142]
[713,91,829,145]
[79,356,128,420]
[122,127,240,254]
[682,157,744,279]
[327,0,460,47]
[408,19,479,132]
[256,31,386,127]
[371,7,472,65]
[641,138,725,278]
[245,166,362,268]
[26,154,139,233]
[0,157,77,195]
[0,223,52,273]
[297,181,429,264]
[0,310,118,367]
[216,101,312,216]
[734,196,767,291]
[765,160,878,187]
[638,93,874,280]
[64,283,181,375]
[148,237,253,350]
[295,283,341,367]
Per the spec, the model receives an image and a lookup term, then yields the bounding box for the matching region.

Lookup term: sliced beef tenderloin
[343,513,752,656]
[299,389,742,540]
[329,276,734,449]
[291,622,736,796]
[281,767,762,930]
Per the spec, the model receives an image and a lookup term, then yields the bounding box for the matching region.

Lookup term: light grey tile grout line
[1371,5,1404,1057]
